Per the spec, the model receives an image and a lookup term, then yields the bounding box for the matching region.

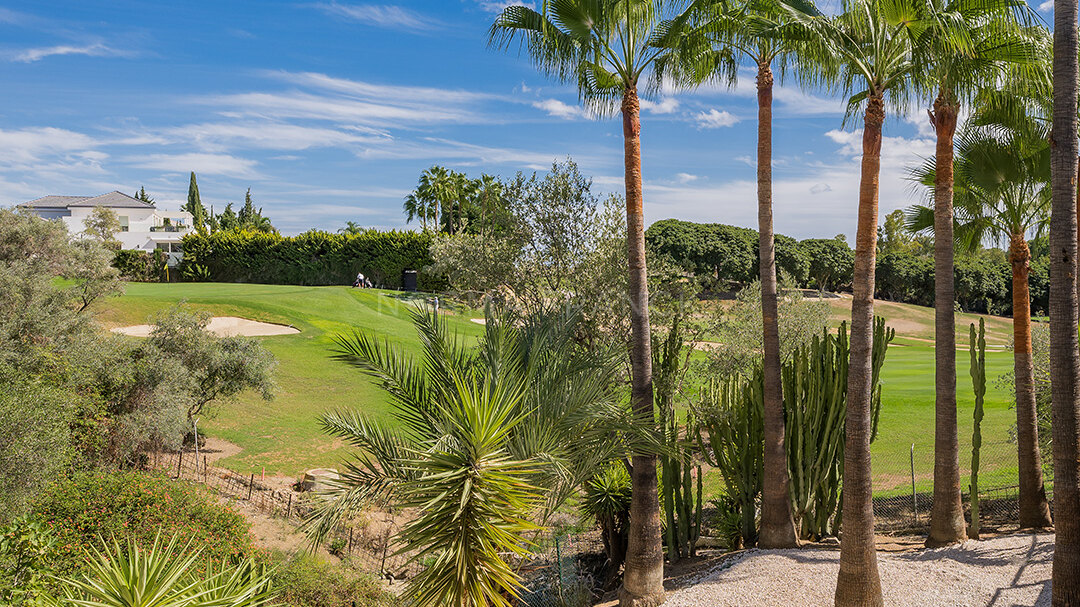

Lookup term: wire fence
[870,439,1047,534]
[146,449,421,581]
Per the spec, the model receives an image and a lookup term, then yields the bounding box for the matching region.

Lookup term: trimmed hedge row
[178,229,443,289]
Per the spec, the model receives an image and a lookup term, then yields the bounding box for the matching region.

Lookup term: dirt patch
[112,316,300,337]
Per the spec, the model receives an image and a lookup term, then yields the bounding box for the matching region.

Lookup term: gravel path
[664,533,1053,607]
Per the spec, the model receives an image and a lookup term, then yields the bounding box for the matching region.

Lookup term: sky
[0,0,1055,238]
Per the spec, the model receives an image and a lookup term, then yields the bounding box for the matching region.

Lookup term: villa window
[118,215,129,232]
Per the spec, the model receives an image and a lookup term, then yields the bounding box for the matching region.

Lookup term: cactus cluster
[660,407,703,563]
[693,317,893,543]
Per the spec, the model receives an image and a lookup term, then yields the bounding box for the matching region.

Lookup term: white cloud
[203,71,500,127]
[10,42,134,63]
[156,122,385,152]
[129,153,261,179]
[532,98,588,119]
[675,172,699,184]
[474,0,534,12]
[643,128,935,239]
[695,109,740,128]
[641,98,680,114]
[313,3,438,31]
[0,127,99,165]
[1039,0,1053,10]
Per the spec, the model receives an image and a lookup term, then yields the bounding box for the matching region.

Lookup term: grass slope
[95,283,482,474]
[97,283,1029,497]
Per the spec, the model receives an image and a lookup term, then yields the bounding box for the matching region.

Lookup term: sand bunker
[112,316,300,337]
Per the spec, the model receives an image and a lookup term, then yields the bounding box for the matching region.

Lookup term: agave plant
[304,304,634,606]
[45,532,273,607]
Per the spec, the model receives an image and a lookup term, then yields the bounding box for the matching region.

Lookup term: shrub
[29,470,258,575]
[178,229,443,289]
[271,553,397,607]
[112,249,167,282]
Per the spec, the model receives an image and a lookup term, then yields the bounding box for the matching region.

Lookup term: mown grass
[97,283,1028,497]
[95,283,482,475]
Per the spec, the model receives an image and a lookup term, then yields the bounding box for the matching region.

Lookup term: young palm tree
[908,126,1053,531]
[898,0,1039,547]
[304,306,630,605]
[1049,0,1080,595]
[686,0,833,549]
[782,0,913,603]
[490,3,701,603]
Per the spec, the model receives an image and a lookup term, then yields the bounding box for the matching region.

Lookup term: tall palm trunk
[1050,0,1080,598]
[1009,234,1053,529]
[834,91,885,607]
[756,62,799,549]
[619,85,665,607]
[926,94,967,547]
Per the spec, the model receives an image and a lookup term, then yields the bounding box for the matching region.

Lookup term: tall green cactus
[782,318,892,539]
[693,375,764,547]
[654,312,703,562]
[968,318,986,540]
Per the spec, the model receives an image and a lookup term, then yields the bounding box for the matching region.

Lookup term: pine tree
[185,172,207,232]
[134,186,154,204]
[219,203,238,231]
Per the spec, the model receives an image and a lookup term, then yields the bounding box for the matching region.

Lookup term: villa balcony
[149,225,189,233]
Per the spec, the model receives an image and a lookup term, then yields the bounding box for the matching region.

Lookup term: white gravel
[664,533,1053,607]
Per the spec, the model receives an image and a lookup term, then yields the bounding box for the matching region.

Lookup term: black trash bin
[401,270,418,292]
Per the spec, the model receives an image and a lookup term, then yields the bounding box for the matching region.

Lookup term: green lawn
[95,283,483,475]
[97,283,1026,496]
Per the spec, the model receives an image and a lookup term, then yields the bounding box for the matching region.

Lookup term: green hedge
[112,249,167,282]
[178,229,442,289]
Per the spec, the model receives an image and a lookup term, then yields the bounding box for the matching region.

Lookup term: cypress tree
[185,172,207,232]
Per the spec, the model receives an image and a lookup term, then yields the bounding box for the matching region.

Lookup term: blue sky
[0,1,1053,238]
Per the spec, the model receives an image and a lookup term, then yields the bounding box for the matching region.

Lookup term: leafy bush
[0,517,58,606]
[112,249,167,282]
[29,470,259,575]
[179,229,442,289]
[271,553,397,607]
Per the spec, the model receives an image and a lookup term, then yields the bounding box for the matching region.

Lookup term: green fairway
[96,283,1027,497]
[95,283,483,475]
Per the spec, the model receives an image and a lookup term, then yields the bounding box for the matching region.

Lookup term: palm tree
[685,0,835,549]
[1049,0,1080,596]
[908,126,1053,531]
[304,306,630,604]
[490,3,701,602]
[896,0,1039,547]
[782,0,914,603]
[476,173,503,238]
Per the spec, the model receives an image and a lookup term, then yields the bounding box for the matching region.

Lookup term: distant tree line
[182,172,276,234]
[645,215,1045,316]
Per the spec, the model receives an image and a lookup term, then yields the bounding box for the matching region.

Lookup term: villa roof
[20,191,155,209]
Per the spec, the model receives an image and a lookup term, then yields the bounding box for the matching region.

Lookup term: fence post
[910,443,918,525]
[348,527,354,555]
[176,450,183,479]
[286,494,292,519]
[555,535,563,600]
[248,474,255,500]
[203,456,208,483]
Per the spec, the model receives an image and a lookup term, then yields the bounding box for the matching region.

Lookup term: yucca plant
[44,532,273,607]
[306,305,633,606]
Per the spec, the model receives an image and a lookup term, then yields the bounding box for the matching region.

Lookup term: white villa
[19,191,193,265]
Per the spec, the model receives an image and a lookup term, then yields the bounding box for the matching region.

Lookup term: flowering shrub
[29,470,259,575]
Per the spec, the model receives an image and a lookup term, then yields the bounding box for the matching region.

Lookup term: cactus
[968,318,986,540]
[653,312,703,562]
[693,375,764,548]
